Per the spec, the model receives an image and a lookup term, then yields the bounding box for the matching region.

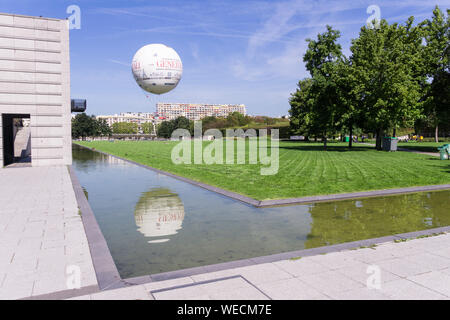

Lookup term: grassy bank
[74,140,450,200]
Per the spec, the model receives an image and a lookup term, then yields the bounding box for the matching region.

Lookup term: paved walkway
[69,232,450,300]
[396,147,440,157]
[0,166,98,299]
[357,142,440,157]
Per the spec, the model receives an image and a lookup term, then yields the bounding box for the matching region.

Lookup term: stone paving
[69,232,450,300]
[0,166,98,299]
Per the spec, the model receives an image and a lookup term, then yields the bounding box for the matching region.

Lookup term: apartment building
[156,103,246,121]
[96,112,165,133]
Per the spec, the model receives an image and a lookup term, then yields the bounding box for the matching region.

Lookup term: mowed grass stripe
[75,140,450,200]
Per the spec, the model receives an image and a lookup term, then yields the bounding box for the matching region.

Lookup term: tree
[289,78,314,136]
[141,122,154,134]
[157,121,175,138]
[350,19,424,149]
[96,118,112,137]
[421,6,450,142]
[156,116,197,138]
[226,112,250,127]
[72,113,97,140]
[333,58,363,148]
[112,122,138,134]
[291,25,346,150]
[174,116,191,131]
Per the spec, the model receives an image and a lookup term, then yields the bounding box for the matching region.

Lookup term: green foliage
[290,26,349,148]
[200,112,252,132]
[420,7,450,139]
[156,116,193,138]
[304,25,343,75]
[351,18,424,137]
[72,113,111,139]
[290,6,448,150]
[156,114,285,137]
[289,78,314,135]
[156,121,174,138]
[141,122,154,134]
[112,122,138,134]
[96,118,112,136]
[173,116,191,131]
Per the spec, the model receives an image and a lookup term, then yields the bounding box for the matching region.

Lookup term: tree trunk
[435,125,439,143]
[393,128,396,138]
[323,136,327,151]
[375,128,383,150]
[349,125,353,148]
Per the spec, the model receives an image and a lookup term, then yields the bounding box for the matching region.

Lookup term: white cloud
[230,0,448,83]
[108,59,131,67]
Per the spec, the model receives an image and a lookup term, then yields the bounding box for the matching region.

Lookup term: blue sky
[2,0,449,116]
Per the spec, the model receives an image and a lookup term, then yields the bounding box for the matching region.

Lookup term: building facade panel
[0,13,71,168]
[0,114,2,166]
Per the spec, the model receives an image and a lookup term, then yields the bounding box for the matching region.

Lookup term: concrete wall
[0,12,72,167]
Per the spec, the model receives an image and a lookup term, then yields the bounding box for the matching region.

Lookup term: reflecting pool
[72,144,450,278]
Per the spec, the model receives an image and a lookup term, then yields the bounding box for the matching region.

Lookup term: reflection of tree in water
[72,144,127,170]
[72,144,105,163]
[305,191,450,248]
[134,188,185,243]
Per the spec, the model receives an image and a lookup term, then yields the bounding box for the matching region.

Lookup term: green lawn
[74,140,450,200]
[398,141,448,153]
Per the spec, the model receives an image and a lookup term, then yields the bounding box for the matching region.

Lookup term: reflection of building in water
[103,156,126,165]
[134,188,185,243]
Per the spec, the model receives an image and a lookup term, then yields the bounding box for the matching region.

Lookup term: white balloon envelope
[131,44,183,95]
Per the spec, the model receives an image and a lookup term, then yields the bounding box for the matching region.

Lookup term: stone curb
[74,143,450,207]
[68,165,122,291]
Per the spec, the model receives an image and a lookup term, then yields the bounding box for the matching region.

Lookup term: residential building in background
[0,13,71,167]
[156,103,246,121]
[96,112,164,133]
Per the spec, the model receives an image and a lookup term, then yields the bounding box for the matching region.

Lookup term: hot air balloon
[131,44,183,95]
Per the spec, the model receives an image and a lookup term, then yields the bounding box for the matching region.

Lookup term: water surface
[72,144,450,278]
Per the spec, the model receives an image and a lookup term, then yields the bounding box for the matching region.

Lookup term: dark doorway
[2,113,31,167]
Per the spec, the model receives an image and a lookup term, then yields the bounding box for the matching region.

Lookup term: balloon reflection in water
[134,188,185,244]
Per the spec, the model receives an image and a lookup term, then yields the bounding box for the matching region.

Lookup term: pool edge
[122,226,450,287]
[68,165,122,291]
[72,142,450,207]
[69,144,450,293]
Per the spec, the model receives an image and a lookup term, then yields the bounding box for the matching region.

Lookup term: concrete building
[96,112,163,133]
[156,103,247,121]
[0,13,71,167]
[97,112,155,127]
